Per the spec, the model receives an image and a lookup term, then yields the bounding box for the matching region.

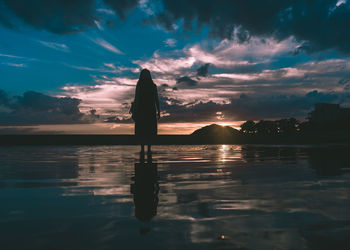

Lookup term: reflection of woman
[133,69,160,153]
[130,152,159,222]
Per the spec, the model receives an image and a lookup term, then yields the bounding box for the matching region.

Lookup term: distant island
[1,103,350,145]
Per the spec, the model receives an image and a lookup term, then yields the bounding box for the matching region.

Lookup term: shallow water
[1,145,350,250]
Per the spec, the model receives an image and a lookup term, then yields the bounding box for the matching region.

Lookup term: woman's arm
[155,85,160,119]
[134,83,140,110]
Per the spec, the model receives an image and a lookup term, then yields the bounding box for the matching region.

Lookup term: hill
[191,124,240,136]
[191,124,241,143]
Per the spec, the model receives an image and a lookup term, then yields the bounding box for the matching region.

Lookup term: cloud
[91,38,123,54]
[94,20,104,31]
[64,62,131,73]
[133,51,196,75]
[60,54,350,123]
[3,86,348,126]
[0,53,25,59]
[0,52,39,68]
[0,0,138,33]
[190,37,295,68]
[224,91,342,121]
[149,0,350,54]
[39,41,70,52]
[139,0,154,15]
[57,53,350,124]
[1,62,26,67]
[133,37,296,81]
[164,38,177,47]
[338,78,350,85]
[176,76,197,86]
[157,90,350,123]
[2,0,350,55]
[0,89,9,105]
[0,90,90,125]
[103,0,139,20]
[0,53,38,63]
[196,63,210,77]
[0,0,96,33]
[60,78,136,120]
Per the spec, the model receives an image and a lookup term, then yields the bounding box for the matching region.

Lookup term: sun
[217,122,232,126]
[216,121,243,130]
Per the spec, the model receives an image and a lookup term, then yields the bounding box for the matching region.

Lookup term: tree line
[240,118,300,135]
[240,117,350,135]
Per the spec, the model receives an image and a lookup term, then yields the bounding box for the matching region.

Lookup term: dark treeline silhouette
[241,103,350,135]
[302,103,350,132]
[241,118,299,135]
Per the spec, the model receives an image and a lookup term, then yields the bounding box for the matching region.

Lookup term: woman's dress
[134,83,159,139]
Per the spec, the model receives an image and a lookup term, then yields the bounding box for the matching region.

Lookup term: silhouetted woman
[133,69,160,153]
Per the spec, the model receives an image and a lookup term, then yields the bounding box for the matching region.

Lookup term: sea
[1,145,350,250]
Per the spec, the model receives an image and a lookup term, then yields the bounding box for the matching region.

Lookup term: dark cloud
[3,0,349,54]
[150,0,350,53]
[0,89,9,105]
[157,90,349,123]
[338,78,350,85]
[160,99,222,122]
[105,116,130,123]
[103,0,139,21]
[0,0,138,33]
[228,90,342,120]
[176,76,198,86]
[0,0,96,33]
[196,63,210,77]
[0,90,88,125]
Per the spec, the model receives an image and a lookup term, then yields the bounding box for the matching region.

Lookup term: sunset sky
[1,0,350,134]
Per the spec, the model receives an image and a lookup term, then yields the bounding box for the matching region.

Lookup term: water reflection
[241,145,299,163]
[304,146,350,176]
[0,146,79,188]
[240,145,350,177]
[131,152,159,222]
[1,145,350,250]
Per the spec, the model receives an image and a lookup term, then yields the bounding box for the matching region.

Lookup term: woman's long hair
[137,69,154,89]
